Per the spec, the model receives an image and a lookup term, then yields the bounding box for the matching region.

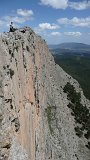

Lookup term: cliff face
[0,27,90,160]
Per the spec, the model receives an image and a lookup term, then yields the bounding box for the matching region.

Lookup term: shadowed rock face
[0,27,90,160]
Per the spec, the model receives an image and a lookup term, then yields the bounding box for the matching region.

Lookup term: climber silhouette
[9,22,17,32]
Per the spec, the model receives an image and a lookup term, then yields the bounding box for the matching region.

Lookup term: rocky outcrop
[0,27,90,160]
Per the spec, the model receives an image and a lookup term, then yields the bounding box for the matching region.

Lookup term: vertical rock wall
[0,27,90,160]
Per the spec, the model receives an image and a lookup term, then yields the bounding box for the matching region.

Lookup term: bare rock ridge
[0,27,90,160]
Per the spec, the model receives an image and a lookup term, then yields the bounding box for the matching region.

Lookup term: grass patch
[45,106,56,134]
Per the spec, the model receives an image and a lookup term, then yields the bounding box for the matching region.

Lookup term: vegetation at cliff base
[63,82,90,149]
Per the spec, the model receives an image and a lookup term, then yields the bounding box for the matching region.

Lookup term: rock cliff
[0,27,90,160]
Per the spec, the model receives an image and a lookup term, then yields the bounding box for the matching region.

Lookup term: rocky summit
[0,27,90,160]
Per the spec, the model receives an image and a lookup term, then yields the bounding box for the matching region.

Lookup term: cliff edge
[0,27,90,160]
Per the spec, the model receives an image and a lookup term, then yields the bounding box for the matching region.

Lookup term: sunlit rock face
[0,27,90,160]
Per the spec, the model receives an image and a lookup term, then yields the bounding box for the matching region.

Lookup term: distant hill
[49,42,90,56]
[49,42,90,50]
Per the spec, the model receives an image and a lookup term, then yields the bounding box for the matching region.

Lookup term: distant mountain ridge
[49,42,90,50]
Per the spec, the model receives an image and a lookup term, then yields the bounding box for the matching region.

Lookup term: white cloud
[64,32,82,36]
[69,1,90,10]
[40,0,90,10]
[0,20,4,26]
[34,22,61,38]
[57,17,90,27]
[34,23,60,35]
[57,18,69,24]
[51,31,61,36]
[17,9,34,17]
[0,9,34,30]
[3,16,27,24]
[40,0,68,9]
[38,23,60,30]
[12,16,27,23]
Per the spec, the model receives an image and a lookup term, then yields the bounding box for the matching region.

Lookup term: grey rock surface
[0,27,90,160]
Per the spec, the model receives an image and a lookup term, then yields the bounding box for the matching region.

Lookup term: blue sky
[0,0,90,44]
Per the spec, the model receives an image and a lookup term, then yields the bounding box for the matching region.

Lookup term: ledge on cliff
[0,26,42,41]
